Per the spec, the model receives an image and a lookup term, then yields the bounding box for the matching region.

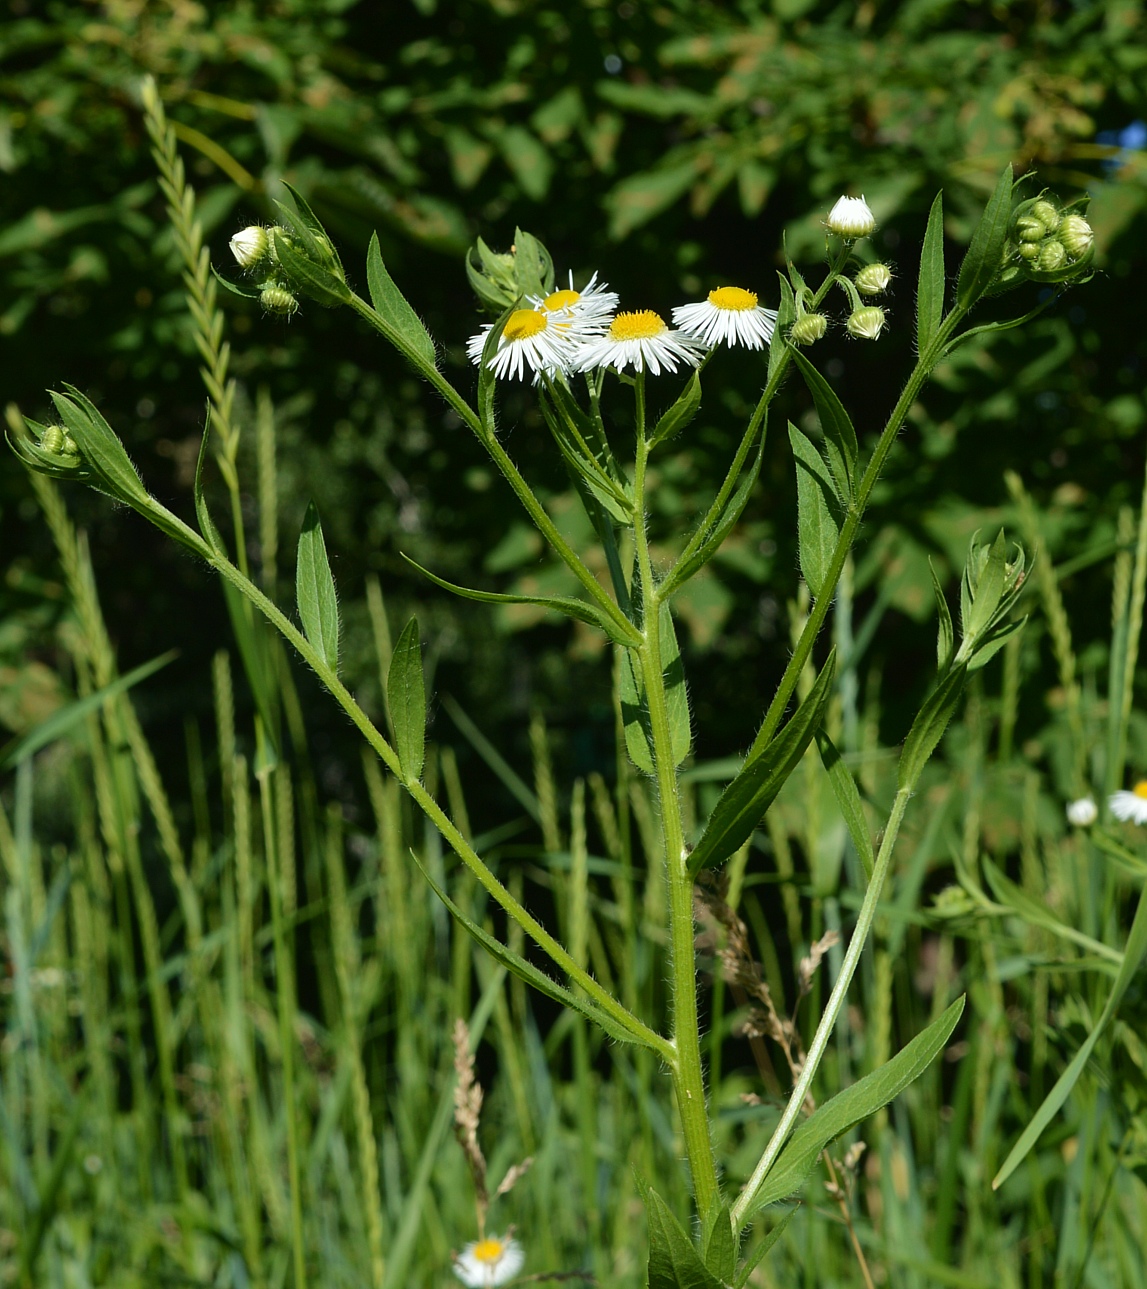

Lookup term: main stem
[632,375,720,1212]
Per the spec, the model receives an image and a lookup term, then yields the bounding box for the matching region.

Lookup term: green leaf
[510,227,554,299]
[789,350,858,500]
[897,663,967,791]
[387,618,426,784]
[403,554,641,649]
[982,858,1122,963]
[815,729,874,880]
[956,164,1013,309]
[606,159,699,239]
[917,190,946,353]
[788,422,842,599]
[271,229,349,308]
[220,574,281,756]
[929,559,954,673]
[539,387,633,524]
[477,302,516,438]
[365,232,438,374]
[690,651,835,876]
[414,852,649,1049]
[732,1206,797,1288]
[967,615,1026,671]
[638,1179,724,1289]
[51,387,149,508]
[768,275,796,384]
[650,370,702,448]
[746,997,966,1216]
[296,501,340,673]
[619,601,690,774]
[499,128,553,200]
[701,1199,737,1284]
[0,651,177,773]
[993,883,1147,1189]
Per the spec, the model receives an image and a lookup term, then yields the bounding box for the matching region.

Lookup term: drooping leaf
[638,1179,724,1289]
[956,164,1013,309]
[619,601,690,774]
[387,618,426,784]
[689,651,835,876]
[414,852,650,1049]
[789,350,858,500]
[744,997,966,1217]
[994,884,1147,1189]
[650,370,702,447]
[403,555,641,648]
[365,232,438,374]
[815,729,874,880]
[788,422,842,599]
[295,501,340,674]
[897,663,967,791]
[917,190,946,353]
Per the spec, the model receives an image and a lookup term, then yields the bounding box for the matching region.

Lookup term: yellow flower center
[1133,780,1147,800]
[708,286,758,311]
[473,1239,505,1264]
[503,309,548,342]
[608,310,667,341]
[542,288,581,311]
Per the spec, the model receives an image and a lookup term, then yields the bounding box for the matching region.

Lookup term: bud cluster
[1006,195,1094,285]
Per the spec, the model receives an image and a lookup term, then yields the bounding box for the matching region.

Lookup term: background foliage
[3,1,1147,1285]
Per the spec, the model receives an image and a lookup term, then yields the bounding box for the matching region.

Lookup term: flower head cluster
[468,270,778,382]
[1008,196,1094,284]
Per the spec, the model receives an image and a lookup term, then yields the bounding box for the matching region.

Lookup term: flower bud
[1038,240,1066,273]
[1058,214,1094,261]
[826,195,876,240]
[854,263,892,296]
[230,226,270,270]
[1015,216,1045,244]
[790,312,828,345]
[260,284,299,316]
[846,306,886,340]
[1029,199,1061,232]
[40,425,66,454]
[1017,240,1041,262]
[1066,797,1098,827]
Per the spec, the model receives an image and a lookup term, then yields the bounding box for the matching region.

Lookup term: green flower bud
[1038,240,1066,273]
[1015,216,1045,244]
[40,425,66,454]
[854,263,892,296]
[261,284,299,316]
[1058,214,1094,261]
[1017,240,1041,262]
[846,305,886,340]
[789,312,828,345]
[1029,199,1061,232]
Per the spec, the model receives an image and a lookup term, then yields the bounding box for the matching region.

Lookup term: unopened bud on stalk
[230,226,271,270]
[1038,240,1066,273]
[826,194,876,240]
[1058,214,1094,261]
[846,306,886,340]
[1015,216,1045,243]
[790,312,828,345]
[260,284,299,316]
[1029,199,1061,232]
[854,263,892,296]
[1017,240,1041,262]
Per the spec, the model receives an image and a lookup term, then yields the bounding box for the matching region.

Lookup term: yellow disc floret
[1133,780,1147,800]
[472,1238,506,1264]
[503,309,548,341]
[708,286,758,311]
[609,310,668,340]
[542,288,581,311]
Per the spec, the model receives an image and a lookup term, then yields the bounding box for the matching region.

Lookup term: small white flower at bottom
[827,195,876,239]
[574,309,706,376]
[672,286,777,350]
[466,309,570,381]
[1066,797,1098,827]
[454,1235,525,1287]
[1109,781,1147,825]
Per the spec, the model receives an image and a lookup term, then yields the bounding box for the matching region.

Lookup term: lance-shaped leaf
[917,190,946,353]
[994,885,1147,1190]
[620,600,690,773]
[700,1199,736,1285]
[414,852,652,1050]
[50,387,150,508]
[403,555,641,648]
[650,369,702,448]
[789,349,858,500]
[388,618,426,784]
[510,227,555,299]
[689,651,835,876]
[956,164,1013,309]
[789,422,842,600]
[638,1179,725,1289]
[365,232,438,374]
[743,997,965,1217]
[733,1206,797,1288]
[296,501,340,674]
[540,387,633,524]
[767,274,797,383]
[897,662,967,791]
[815,729,875,880]
[929,558,954,674]
[271,230,350,308]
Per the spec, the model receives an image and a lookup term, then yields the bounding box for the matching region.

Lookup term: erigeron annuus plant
[8,77,1100,1285]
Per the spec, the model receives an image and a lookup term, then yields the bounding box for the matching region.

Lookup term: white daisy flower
[574,309,706,376]
[1109,781,1147,825]
[531,270,619,340]
[466,309,571,382]
[453,1234,525,1287]
[1066,797,1097,827]
[672,286,777,350]
[827,195,876,239]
